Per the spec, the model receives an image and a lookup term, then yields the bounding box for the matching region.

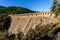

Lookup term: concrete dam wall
[8,12,58,35]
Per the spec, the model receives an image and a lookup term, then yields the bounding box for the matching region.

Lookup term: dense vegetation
[51,0,60,16]
[0,6,34,14]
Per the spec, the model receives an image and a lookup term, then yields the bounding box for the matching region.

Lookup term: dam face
[8,12,58,35]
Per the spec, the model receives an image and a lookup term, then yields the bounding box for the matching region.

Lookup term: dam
[8,12,58,35]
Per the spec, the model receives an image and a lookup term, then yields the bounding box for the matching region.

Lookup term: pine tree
[55,0,60,15]
[51,0,57,13]
[51,0,60,17]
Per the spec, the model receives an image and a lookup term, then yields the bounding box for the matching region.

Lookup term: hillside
[0,6,34,14]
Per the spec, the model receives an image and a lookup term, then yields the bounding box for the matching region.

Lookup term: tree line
[0,6,34,14]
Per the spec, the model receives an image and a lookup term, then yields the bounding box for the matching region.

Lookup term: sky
[0,0,53,11]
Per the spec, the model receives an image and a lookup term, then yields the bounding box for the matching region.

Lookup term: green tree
[51,0,57,13]
[35,24,50,35]
[55,1,60,15]
[17,32,24,40]
[0,6,34,14]
[0,14,8,31]
[5,6,33,14]
[24,28,36,40]
[51,0,60,17]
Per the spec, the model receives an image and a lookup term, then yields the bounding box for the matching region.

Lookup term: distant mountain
[0,6,6,8]
[0,6,34,14]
